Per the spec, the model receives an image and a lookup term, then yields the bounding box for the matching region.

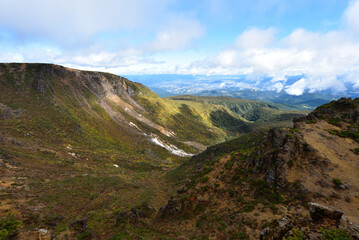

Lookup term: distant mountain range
[126,74,359,110]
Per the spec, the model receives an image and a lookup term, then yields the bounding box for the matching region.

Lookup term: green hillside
[0,63,306,239]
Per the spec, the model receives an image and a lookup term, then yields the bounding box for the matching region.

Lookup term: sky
[1,0,359,95]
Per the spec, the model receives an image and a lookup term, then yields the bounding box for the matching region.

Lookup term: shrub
[0,214,22,240]
[200,176,209,183]
[321,228,351,240]
[332,178,342,186]
[352,148,359,155]
[283,228,304,240]
[242,202,256,212]
[327,118,341,127]
[232,231,246,239]
[305,120,317,124]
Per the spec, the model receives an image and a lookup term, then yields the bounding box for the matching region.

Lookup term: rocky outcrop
[294,97,359,124]
[246,127,302,186]
[116,202,156,224]
[157,197,181,220]
[0,103,27,120]
[309,202,343,226]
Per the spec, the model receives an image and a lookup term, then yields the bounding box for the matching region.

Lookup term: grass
[283,228,304,240]
[327,118,341,127]
[321,228,351,240]
[0,214,22,240]
[327,129,359,143]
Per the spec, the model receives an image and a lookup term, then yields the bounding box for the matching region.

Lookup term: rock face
[246,127,302,186]
[309,202,343,226]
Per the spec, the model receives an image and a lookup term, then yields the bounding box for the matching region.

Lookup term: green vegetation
[327,129,359,143]
[250,179,284,204]
[305,120,317,124]
[332,178,343,186]
[210,109,250,133]
[352,147,359,154]
[169,95,305,123]
[320,228,351,240]
[2,64,351,239]
[0,214,22,240]
[283,228,304,240]
[327,118,341,127]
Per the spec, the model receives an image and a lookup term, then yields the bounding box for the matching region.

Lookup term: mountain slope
[169,95,305,123]
[152,98,359,239]
[0,63,307,239]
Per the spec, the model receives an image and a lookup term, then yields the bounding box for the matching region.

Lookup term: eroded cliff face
[0,63,215,159]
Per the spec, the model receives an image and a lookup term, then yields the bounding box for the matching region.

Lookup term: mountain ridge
[0,63,316,239]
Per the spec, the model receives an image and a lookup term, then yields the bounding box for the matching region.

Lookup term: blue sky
[1,0,359,94]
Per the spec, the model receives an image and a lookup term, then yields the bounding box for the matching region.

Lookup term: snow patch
[165,130,177,137]
[68,152,77,158]
[129,122,142,132]
[150,137,193,157]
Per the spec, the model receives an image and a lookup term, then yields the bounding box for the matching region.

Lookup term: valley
[0,64,358,239]
[0,63,308,239]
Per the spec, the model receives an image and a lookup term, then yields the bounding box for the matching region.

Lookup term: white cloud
[236,27,276,49]
[344,0,359,36]
[150,16,205,51]
[189,0,359,95]
[0,0,172,43]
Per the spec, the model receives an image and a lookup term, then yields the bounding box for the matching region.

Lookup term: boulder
[308,202,343,225]
[38,229,51,240]
[0,103,27,120]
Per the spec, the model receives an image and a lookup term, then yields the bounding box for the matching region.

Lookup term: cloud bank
[188,0,359,95]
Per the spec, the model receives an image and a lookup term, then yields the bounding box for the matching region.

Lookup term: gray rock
[0,103,27,120]
[177,185,188,194]
[265,169,276,183]
[308,202,343,225]
[338,184,346,190]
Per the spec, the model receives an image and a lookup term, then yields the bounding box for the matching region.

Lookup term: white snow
[165,130,177,137]
[68,152,77,157]
[150,137,193,157]
[129,122,142,132]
